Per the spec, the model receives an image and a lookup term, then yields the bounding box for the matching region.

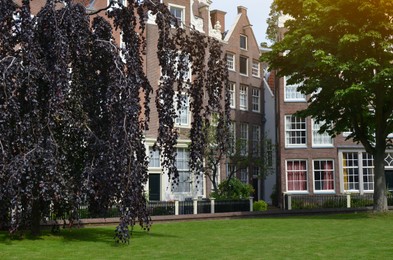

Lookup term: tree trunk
[31,198,41,236]
[373,149,388,212]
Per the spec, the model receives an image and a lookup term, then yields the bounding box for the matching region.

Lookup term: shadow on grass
[0,226,178,246]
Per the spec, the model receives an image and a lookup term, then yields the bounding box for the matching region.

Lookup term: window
[174,148,191,193]
[175,53,191,82]
[239,56,248,75]
[240,168,248,183]
[252,88,260,112]
[239,85,248,110]
[240,35,247,50]
[252,166,260,178]
[312,120,333,147]
[286,160,307,191]
[362,153,374,191]
[229,121,236,155]
[343,152,359,191]
[284,76,306,102]
[240,123,248,156]
[251,125,261,157]
[226,53,235,71]
[252,60,260,77]
[228,82,236,108]
[285,115,306,147]
[174,93,190,126]
[313,160,334,191]
[149,147,160,168]
[169,5,184,27]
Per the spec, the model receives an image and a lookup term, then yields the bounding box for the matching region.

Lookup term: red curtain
[322,161,334,190]
[287,161,307,191]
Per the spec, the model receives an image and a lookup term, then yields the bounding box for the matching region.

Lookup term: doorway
[385,170,393,192]
[149,174,161,201]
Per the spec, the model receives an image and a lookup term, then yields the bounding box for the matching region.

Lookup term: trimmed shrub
[253,200,268,211]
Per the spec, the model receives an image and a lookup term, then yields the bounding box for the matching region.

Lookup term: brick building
[274,15,393,207]
[21,0,275,202]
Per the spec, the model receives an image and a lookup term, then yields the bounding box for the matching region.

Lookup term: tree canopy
[0,0,229,242]
[264,0,393,211]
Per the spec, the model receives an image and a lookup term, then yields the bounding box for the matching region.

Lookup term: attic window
[240,35,247,50]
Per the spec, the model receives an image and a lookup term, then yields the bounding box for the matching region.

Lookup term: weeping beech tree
[0,0,229,242]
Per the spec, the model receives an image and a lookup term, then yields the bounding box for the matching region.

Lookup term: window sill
[284,99,307,103]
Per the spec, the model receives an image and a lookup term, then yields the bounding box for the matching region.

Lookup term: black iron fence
[46,199,252,221]
[284,193,393,210]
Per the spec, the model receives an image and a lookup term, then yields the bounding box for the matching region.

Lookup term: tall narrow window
[285,115,306,147]
[240,168,248,183]
[286,160,308,191]
[240,123,248,156]
[229,82,236,108]
[239,56,248,75]
[226,53,235,71]
[251,125,261,157]
[229,121,236,155]
[174,94,190,126]
[313,160,334,191]
[312,120,333,147]
[174,148,191,193]
[240,35,248,50]
[342,152,359,191]
[239,85,248,110]
[362,153,374,191]
[149,147,160,168]
[252,60,260,77]
[252,88,260,112]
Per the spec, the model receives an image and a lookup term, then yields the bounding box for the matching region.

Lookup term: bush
[253,200,268,211]
[211,178,254,200]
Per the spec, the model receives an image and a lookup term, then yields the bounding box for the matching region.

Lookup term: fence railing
[46,198,254,221]
[283,193,393,210]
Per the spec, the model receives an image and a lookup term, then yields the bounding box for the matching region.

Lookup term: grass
[1,213,393,259]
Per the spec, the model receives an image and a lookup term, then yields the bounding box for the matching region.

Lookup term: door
[149,174,161,201]
[385,170,393,192]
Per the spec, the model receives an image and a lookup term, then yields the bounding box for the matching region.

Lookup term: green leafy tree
[265,1,280,44]
[264,0,393,212]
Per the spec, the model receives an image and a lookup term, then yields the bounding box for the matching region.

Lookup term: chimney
[210,10,226,34]
[237,6,247,15]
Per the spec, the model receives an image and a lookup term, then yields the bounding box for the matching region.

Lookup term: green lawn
[1,213,393,259]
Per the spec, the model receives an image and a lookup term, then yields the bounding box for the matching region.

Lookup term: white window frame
[240,168,248,183]
[313,159,335,193]
[239,85,248,111]
[285,115,307,148]
[252,60,260,78]
[226,53,235,71]
[239,56,248,76]
[341,152,360,192]
[173,148,191,193]
[286,159,308,193]
[148,147,161,169]
[312,119,333,147]
[240,34,248,50]
[284,76,306,102]
[229,121,236,155]
[174,93,190,127]
[362,152,374,192]
[252,88,260,112]
[240,123,249,156]
[229,82,236,108]
[169,4,185,28]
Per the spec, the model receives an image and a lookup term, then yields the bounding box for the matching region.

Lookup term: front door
[149,174,161,201]
[385,170,393,192]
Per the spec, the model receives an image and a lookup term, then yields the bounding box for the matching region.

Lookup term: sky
[210,0,273,45]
